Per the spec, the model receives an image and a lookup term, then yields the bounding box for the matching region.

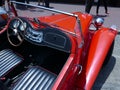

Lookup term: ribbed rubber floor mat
[12,66,57,90]
[0,49,23,77]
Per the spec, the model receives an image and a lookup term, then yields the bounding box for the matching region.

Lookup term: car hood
[38,12,93,34]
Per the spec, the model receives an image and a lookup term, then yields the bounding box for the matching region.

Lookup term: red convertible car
[0,1,118,90]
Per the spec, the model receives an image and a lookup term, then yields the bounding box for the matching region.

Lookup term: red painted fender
[85,28,117,89]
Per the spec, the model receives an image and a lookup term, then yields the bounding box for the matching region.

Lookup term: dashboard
[9,17,72,53]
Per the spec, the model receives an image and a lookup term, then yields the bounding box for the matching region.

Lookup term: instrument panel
[25,27,43,43]
[10,17,71,53]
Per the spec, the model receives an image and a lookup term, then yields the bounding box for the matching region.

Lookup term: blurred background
[30,0,120,7]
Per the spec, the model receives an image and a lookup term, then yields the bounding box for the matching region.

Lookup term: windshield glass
[9,1,77,18]
[7,2,54,18]
[16,6,55,18]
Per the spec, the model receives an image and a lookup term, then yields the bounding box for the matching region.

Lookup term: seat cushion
[0,49,23,77]
[12,66,57,90]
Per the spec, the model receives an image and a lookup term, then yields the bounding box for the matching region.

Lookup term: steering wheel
[7,17,25,47]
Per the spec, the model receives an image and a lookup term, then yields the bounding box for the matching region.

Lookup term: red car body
[44,12,117,90]
[0,1,118,90]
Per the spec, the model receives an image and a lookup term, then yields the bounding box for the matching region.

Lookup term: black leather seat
[12,66,57,90]
[0,49,23,78]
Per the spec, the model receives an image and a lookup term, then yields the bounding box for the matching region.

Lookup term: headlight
[94,17,104,29]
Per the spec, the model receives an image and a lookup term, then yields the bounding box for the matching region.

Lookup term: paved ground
[7,1,120,90]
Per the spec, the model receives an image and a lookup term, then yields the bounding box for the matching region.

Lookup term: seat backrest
[0,49,23,77]
[12,66,57,90]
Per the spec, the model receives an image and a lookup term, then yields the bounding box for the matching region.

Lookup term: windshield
[14,5,54,18]
[9,1,78,18]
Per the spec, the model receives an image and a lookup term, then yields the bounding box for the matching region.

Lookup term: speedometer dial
[19,22,27,31]
[13,20,20,28]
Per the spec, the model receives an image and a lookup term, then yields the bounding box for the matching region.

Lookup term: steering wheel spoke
[17,34,23,42]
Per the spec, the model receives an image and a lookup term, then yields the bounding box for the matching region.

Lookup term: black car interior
[0,17,72,89]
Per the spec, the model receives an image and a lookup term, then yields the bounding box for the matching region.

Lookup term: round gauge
[13,20,20,28]
[19,22,27,31]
